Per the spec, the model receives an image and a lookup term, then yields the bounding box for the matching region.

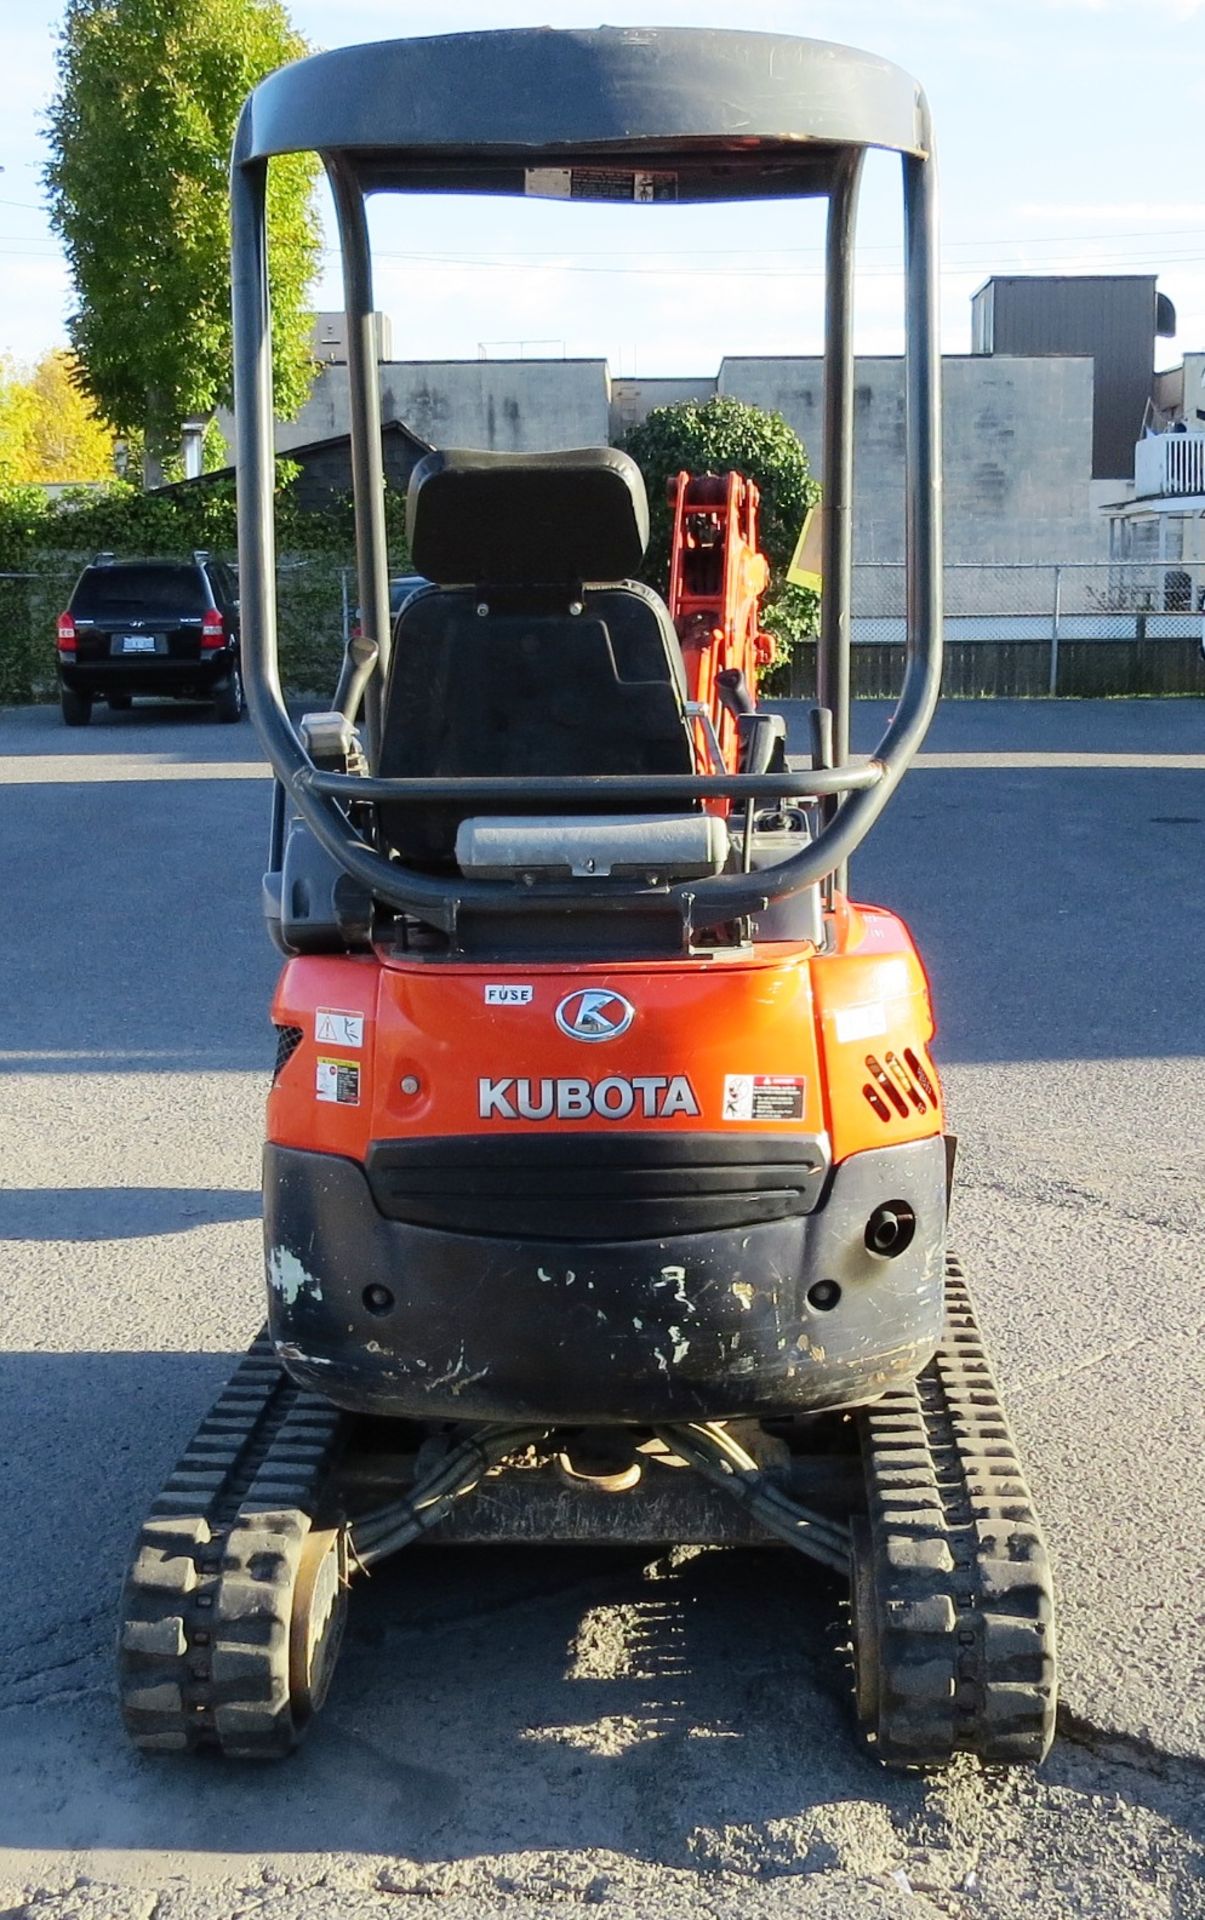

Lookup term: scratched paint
[428,1344,468,1390]
[268,1245,322,1306]
[448,1367,490,1397]
[655,1265,692,1314]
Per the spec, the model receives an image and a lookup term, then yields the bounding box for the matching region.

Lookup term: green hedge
[620,395,821,692]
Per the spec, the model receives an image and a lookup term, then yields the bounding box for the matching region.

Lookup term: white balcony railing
[1134,431,1205,500]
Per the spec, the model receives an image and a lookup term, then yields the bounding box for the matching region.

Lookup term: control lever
[716,666,755,717]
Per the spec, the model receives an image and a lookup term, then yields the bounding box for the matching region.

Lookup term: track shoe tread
[118,1334,345,1756]
[853,1249,1057,1767]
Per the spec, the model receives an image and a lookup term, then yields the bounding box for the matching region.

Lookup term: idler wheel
[289,1525,350,1723]
[208,1510,350,1758]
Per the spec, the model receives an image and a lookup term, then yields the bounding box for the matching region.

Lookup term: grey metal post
[230,135,286,741]
[326,156,392,762]
[819,150,863,894]
[1048,565,1062,697]
[895,147,943,771]
[232,120,354,838]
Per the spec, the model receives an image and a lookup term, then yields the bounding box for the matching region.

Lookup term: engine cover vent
[861,1049,935,1123]
[365,1131,831,1240]
[272,1024,304,1082]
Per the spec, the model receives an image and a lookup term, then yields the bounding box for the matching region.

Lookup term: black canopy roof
[237,27,930,202]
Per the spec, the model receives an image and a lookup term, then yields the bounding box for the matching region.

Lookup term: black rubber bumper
[262,1135,948,1423]
[59,656,234,695]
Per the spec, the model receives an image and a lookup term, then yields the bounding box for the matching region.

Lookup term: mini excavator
[118,25,1058,1767]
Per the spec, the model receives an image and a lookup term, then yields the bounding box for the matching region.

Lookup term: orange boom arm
[666,469,775,773]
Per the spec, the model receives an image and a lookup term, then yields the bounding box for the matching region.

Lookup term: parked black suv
[56,552,243,725]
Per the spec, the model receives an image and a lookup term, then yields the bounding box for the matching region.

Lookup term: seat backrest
[376,449,695,868]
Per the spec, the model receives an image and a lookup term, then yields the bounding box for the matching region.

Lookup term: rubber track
[856,1249,1057,1765]
[118,1333,345,1755]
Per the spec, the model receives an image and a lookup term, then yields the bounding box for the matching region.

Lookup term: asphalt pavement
[0,696,1203,1920]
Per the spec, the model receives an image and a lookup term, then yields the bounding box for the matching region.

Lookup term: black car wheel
[60,686,93,728]
[214,666,244,724]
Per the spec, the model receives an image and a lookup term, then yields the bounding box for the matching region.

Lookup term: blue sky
[3,0,1204,377]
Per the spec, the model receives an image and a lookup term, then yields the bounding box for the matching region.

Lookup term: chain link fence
[5,555,1204,705]
[787,561,1205,698]
[0,554,360,704]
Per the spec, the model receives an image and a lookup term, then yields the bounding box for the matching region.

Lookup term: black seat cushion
[377,583,694,868]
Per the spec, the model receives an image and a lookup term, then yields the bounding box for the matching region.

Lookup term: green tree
[45,0,321,477]
[621,395,821,671]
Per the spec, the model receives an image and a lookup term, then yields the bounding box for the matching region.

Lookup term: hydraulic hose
[350,1425,550,1569]
[656,1422,850,1573]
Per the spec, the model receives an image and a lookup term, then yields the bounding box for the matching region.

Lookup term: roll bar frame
[230,29,942,937]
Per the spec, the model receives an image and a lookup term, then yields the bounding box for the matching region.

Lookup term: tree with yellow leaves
[0,349,115,484]
[0,358,38,486]
[28,350,115,482]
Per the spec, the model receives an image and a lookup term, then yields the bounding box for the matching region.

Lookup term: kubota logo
[478,1075,699,1121]
[555,988,635,1042]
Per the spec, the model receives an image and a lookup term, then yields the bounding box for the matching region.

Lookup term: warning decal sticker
[524,167,677,203]
[833,1002,887,1045]
[315,1008,364,1049]
[316,1057,361,1106]
[723,1074,806,1122]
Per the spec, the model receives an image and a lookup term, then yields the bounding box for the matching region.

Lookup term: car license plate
[119,635,156,653]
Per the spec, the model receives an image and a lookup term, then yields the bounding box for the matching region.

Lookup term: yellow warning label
[787,499,823,592]
[316,1057,360,1106]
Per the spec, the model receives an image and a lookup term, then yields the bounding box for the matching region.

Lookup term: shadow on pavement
[0,1348,882,1865]
[5,701,1204,1069]
[1,698,280,762]
[0,1352,1201,1878]
[777,701,1205,1066]
[0,731,276,1071]
[0,1186,260,1241]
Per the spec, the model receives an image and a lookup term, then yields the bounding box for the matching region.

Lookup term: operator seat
[376,448,696,869]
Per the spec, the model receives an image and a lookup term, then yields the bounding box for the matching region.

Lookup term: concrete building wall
[718,354,1102,560]
[218,347,1106,560]
[247,359,611,457]
[608,374,718,443]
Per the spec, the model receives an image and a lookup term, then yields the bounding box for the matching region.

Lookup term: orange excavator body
[268,904,943,1174]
